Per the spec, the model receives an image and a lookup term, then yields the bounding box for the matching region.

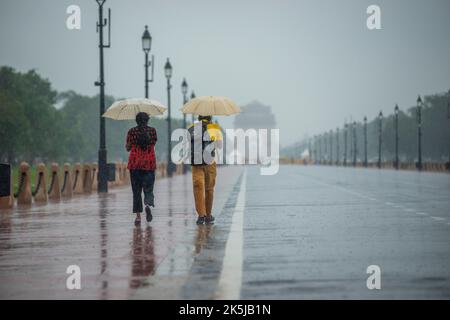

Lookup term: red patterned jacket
[126,126,157,171]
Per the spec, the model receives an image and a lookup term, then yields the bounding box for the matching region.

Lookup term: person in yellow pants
[188,115,222,225]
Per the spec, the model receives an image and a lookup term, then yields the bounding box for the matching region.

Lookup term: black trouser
[130,169,155,213]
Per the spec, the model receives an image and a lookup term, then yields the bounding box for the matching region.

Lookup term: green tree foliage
[0,66,183,164]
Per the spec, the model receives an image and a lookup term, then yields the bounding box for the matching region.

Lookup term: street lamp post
[181,78,188,174]
[353,121,357,167]
[165,58,174,177]
[394,104,399,170]
[94,0,111,193]
[416,96,423,171]
[142,25,154,98]
[344,123,348,166]
[190,91,196,123]
[329,130,333,165]
[363,116,368,167]
[447,92,450,171]
[319,134,322,164]
[378,111,383,169]
[336,128,340,165]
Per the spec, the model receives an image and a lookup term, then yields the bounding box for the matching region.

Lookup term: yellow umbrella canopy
[180,96,240,116]
[103,98,166,120]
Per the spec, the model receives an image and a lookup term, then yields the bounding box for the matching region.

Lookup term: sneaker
[205,215,215,224]
[134,218,141,226]
[145,205,153,223]
[196,216,206,225]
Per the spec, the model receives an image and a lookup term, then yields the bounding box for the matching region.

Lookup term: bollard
[82,163,92,194]
[15,162,32,205]
[91,163,98,191]
[48,163,61,201]
[33,163,48,203]
[73,163,83,194]
[61,163,73,198]
[0,163,13,209]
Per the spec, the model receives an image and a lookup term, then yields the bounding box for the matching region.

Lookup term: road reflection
[130,226,155,289]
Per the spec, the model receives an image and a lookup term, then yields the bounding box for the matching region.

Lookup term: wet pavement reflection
[0,166,242,299]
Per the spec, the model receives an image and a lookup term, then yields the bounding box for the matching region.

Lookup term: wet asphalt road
[242,165,450,299]
[1,165,450,299]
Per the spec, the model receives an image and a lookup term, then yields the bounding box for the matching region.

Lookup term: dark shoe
[145,205,153,223]
[196,216,206,225]
[134,218,141,226]
[205,215,215,224]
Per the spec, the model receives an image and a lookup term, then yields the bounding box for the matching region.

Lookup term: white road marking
[215,170,247,300]
[416,212,428,216]
[431,216,445,221]
[404,208,415,212]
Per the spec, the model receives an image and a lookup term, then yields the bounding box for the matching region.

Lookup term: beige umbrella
[103,98,166,120]
[180,96,240,116]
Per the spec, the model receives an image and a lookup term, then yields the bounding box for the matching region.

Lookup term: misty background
[1,0,450,153]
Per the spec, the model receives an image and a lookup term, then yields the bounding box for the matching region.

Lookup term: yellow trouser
[192,163,216,217]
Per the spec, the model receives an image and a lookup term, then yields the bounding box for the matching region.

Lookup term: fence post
[82,163,92,194]
[73,163,83,194]
[0,163,13,209]
[91,163,98,191]
[61,163,73,198]
[48,163,61,201]
[16,162,32,205]
[33,163,48,203]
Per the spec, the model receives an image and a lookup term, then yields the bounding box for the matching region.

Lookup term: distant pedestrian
[126,112,157,226]
[188,115,223,225]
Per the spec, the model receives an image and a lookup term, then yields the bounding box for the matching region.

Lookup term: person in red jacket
[126,112,157,226]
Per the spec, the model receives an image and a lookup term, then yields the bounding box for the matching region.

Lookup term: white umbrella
[180,96,240,116]
[103,98,166,120]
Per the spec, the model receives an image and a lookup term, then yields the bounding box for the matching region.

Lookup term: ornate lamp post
[416,95,423,171]
[344,123,348,166]
[363,116,368,167]
[352,121,357,167]
[329,130,333,165]
[94,0,111,193]
[394,104,399,170]
[336,128,340,165]
[378,111,383,169]
[164,58,174,177]
[141,25,154,98]
[190,91,196,123]
[181,78,188,174]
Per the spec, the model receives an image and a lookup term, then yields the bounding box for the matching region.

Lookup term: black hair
[135,112,151,150]
[136,112,150,126]
[198,115,212,122]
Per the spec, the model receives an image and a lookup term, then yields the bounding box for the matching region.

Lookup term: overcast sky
[1,0,449,146]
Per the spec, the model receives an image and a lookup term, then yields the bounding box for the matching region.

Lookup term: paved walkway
[0,166,242,299]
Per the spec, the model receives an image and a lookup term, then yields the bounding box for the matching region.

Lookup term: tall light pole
[329,130,333,165]
[190,91,196,123]
[363,116,368,167]
[416,95,423,171]
[447,91,450,171]
[94,0,111,193]
[165,58,173,177]
[352,121,357,167]
[394,104,399,170]
[319,134,322,164]
[336,127,340,165]
[181,78,188,174]
[344,123,348,166]
[378,111,383,169]
[142,25,154,98]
